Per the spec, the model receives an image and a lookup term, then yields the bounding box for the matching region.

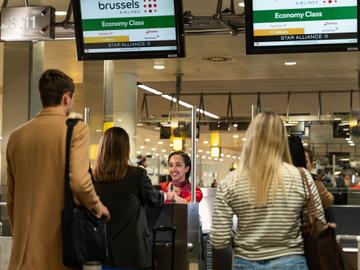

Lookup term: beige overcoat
[6,107,99,270]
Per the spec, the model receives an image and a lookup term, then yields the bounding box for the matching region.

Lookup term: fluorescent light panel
[138,84,220,119]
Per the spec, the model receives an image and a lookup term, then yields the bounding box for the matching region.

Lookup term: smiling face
[168,154,189,183]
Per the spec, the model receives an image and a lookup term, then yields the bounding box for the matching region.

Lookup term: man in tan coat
[6,69,110,270]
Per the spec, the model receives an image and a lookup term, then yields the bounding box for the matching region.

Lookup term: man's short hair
[39,69,74,107]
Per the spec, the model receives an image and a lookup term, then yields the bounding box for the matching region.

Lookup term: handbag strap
[64,118,81,209]
[298,168,317,228]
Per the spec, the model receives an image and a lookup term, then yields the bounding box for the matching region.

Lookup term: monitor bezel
[72,0,185,61]
[244,0,360,54]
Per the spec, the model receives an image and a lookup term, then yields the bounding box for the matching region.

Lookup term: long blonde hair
[238,112,292,206]
[93,127,130,182]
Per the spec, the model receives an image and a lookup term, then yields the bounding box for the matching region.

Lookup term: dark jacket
[94,166,164,269]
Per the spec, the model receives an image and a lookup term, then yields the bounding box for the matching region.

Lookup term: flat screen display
[72,0,185,60]
[245,0,359,54]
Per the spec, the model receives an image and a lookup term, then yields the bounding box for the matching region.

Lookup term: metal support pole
[318,90,322,121]
[251,105,256,120]
[332,154,336,187]
[350,89,353,111]
[358,236,360,270]
[175,73,182,111]
[191,106,197,203]
[216,0,223,17]
[286,91,291,122]
[84,107,90,125]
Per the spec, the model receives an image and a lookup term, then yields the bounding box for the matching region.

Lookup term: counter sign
[1,6,55,41]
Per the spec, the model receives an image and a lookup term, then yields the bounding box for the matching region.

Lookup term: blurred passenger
[136,154,148,170]
[161,151,203,203]
[93,127,164,270]
[344,174,352,187]
[304,148,334,209]
[211,179,218,188]
[336,173,346,188]
[211,112,325,270]
[316,169,333,188]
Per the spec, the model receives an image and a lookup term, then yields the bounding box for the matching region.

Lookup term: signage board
[1,6,55,41]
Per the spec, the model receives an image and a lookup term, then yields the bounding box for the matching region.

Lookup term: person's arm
[315,180,334,209]
[304,170,326,223]
[210,182,234,249]
[69,122,109,219]
[6,139,14,230]
[139,168,164,207]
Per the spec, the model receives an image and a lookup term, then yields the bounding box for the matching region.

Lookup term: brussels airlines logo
[98,1,140,10]
[98,0,158,13]
[143,0,158,13]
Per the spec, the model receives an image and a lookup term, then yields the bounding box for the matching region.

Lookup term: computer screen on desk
[72,0,185,60]
[245,0,360,54]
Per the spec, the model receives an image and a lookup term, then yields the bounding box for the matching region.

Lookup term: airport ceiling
[2,0,360,156]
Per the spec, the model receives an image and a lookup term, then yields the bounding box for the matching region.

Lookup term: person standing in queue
[6,69,110,270]
[93,127,165,270]
[211,112,325,270]
[161,151,203,203]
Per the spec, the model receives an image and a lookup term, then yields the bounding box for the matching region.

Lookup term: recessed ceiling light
[55,11,67,16]
[153,64,165,70]
[238,2,245,7]
[158,141,164,145]
[144,138,151,142]
[203,140,208,144]
[233,134,239,139]
[140,146,145,149]
[284,61,297,66]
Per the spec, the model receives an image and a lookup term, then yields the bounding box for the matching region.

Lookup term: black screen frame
[245,0,360,54]
[72,0,185,61]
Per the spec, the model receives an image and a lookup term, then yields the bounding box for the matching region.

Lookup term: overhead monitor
[245,0,359,54]
[72,0,185,60]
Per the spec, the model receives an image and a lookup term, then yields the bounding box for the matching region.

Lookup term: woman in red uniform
[161,151,203,203]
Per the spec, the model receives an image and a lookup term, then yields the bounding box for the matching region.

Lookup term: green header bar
[82,16,175,31]
[253,6,357,23]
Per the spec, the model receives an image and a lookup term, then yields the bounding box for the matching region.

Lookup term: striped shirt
[210,163,325,260]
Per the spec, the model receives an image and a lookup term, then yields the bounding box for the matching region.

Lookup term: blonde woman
[210,112,325,270]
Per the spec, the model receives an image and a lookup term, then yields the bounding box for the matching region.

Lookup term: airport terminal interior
[1,0,360,269]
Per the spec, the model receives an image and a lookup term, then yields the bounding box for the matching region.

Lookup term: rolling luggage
[152,226,176,270]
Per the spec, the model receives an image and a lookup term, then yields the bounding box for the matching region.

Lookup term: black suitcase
[152,226,176,270]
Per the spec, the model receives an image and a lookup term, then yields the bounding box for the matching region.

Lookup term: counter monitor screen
[245,0,359,54]
[72,0,185,60]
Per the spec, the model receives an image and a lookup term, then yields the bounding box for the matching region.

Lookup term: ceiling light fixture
[55,11,67,16]
[284,61,297,66]
[153,64,165,70]
[138,84,220,119]
[238,2,245,7]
